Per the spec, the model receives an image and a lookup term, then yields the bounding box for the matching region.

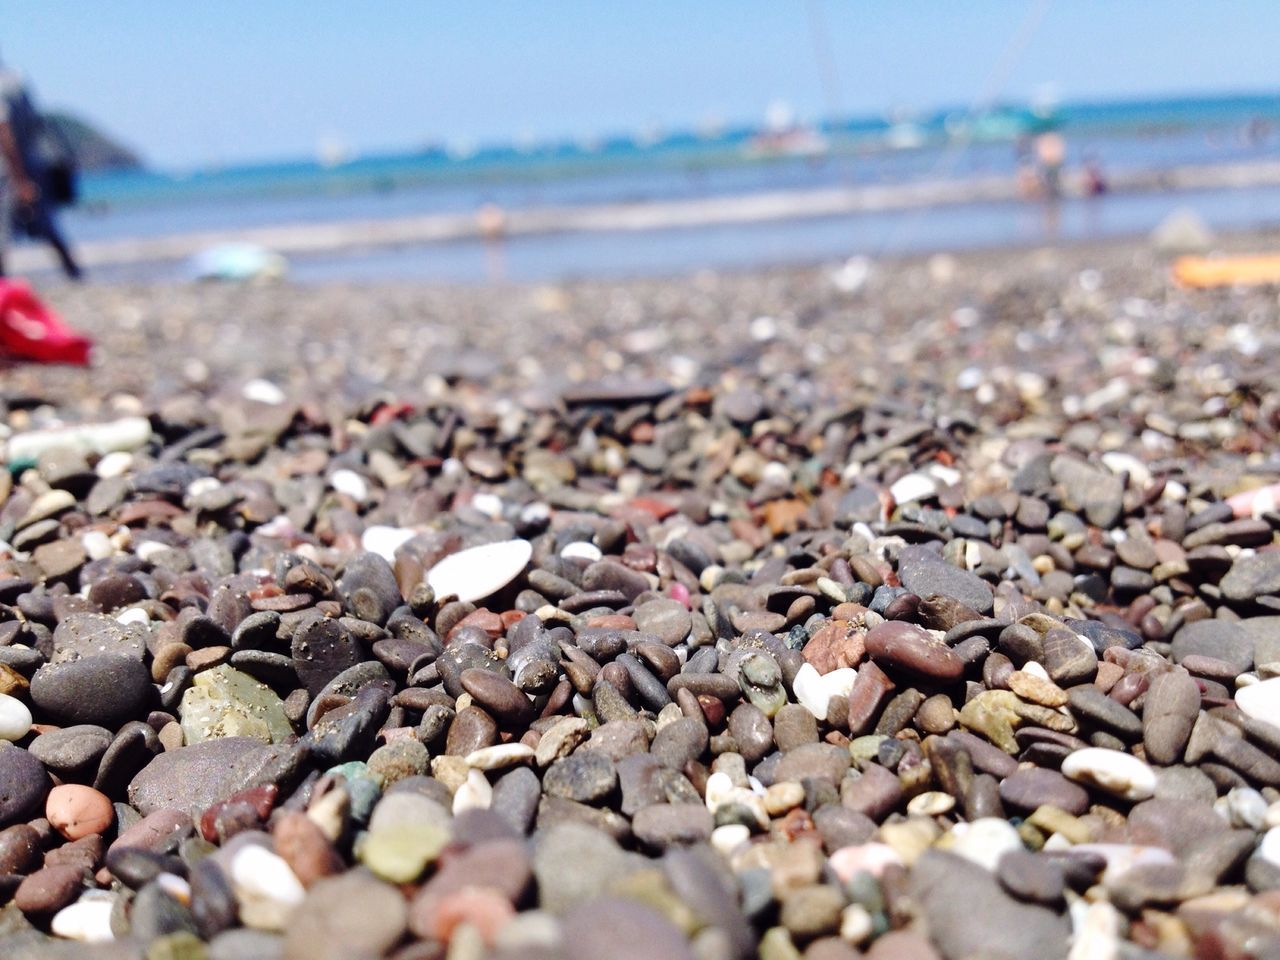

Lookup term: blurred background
[5,0,1280,283]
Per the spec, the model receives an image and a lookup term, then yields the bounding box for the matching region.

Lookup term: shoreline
[13,157,1280,275]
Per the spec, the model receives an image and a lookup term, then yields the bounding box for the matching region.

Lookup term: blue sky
[3,1,1275,169]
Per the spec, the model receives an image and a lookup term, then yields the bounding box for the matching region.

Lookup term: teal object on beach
[190,243,287,281]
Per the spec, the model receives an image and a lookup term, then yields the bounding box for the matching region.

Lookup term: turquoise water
[48,92,1280,281]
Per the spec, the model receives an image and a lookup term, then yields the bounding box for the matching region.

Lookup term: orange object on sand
[0,280,92,365]
[1173,254,1280,289]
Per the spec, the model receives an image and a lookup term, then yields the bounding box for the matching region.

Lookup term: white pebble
[470,493,504,518]
[95,451,134,479]
[1068,900,1122,960]
[80,530,114,561]
[792,663,856,723]
[1223,787,1267,831]
[1061,747,1156,801]
[134,541,171,563]
[330,469,368,502]
[840,904,874,945]
[230,845,304,931]
[948,818,1022,871]
[560,541,602,563]
[242,379,286,405]
[710,824,751,856]
[1071,843,1175,884]
[360,525,416,563]
[453,768,493,814]
[889,473,936,505]
[115,608,149,626]
[1235,676,1280,729]
[51,894,116,943]
[1260,826,1280,868]
[427,539,532,604]
[906,791,955,816]
[1021,660,1050,681]
[0,694,32,742]
[466,743,535,770]
[186,476,222,499]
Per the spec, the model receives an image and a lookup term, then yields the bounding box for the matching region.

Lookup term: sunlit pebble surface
[0,236,1275,958]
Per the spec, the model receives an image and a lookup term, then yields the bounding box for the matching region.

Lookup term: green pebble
[359,822,450,884]
[146,931,208,960]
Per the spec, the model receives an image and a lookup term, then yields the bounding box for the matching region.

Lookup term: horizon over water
[44,90,1280,283]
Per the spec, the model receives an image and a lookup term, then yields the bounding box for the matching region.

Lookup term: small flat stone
[0,742,50,827]
[543,750,618,803]
[1143,670,1200,765]
[128,737,297,817]
[864,620,964,682]
[897,545,994,615]
[1171,619,1254,673]
[999,767,1089,815]
[631,802,714,849]
[30,654,153,728]
[284,869,407,960]
[1221,552,1280,602]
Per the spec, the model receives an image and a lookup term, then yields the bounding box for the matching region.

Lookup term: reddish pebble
[669,582,691,608]
[46,785,114,841]
[426,888,515,944]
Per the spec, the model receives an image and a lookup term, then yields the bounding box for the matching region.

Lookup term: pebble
[50,893,118,943]
[30,654,154,728]
[46,784,115,840]
[864,621,964,681]
[230,844,306,931]
[1060,747,1157,801]
[0,693,32,742]
[0,257,1274,959]
[283,869,407,960]
[0,742,50,826]
[1236,675,1280,729]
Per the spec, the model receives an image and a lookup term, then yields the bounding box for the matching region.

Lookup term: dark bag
[35,118,79,207]
[45,158,77,206]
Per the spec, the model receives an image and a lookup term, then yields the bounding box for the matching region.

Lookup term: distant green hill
[43,111,143,172]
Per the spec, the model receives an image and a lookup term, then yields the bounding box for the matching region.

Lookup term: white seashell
[427,539,532,604]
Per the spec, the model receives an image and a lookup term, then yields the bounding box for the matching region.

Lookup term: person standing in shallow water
[0,57,82,280]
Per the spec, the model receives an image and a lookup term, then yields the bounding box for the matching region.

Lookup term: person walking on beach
[0,57,82,280]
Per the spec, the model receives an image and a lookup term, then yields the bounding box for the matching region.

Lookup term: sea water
[44,93,1280,282]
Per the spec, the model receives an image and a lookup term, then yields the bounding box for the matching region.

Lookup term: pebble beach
[0,230,1278,959]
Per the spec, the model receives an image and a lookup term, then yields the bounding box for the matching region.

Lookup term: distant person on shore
[1033,131,1065,201]
[1083,154,1108,196]
[0,57,82,280]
